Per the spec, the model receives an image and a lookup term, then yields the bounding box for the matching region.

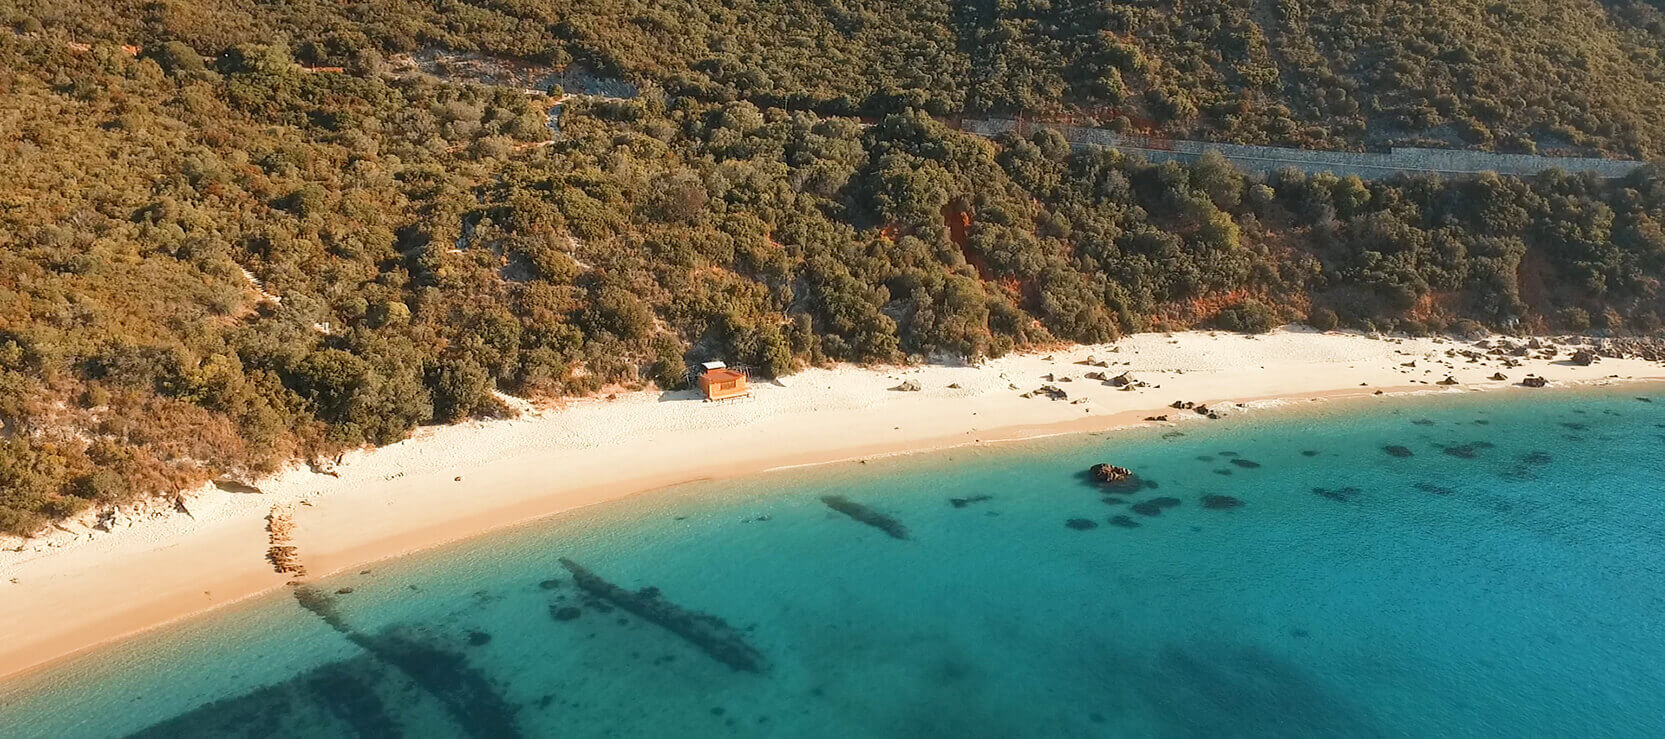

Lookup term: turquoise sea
[3,387,1665,738]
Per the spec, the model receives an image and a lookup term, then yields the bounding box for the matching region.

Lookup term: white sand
[3,327,1662,681]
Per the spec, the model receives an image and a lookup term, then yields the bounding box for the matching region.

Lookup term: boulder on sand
[1571,349,1597,366]
[1521,375,1548,388]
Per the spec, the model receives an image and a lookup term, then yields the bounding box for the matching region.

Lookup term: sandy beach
[3,327,1663,684]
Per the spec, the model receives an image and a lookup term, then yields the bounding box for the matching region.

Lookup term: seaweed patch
[1131,497,1182,516]
[1312,486,1361,502]
[820,495,909,539]
[558,559,769,674]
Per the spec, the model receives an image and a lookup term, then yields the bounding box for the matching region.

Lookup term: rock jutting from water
[820,495,910,539]
[1089,463,1133,483]
[557,559,769,674]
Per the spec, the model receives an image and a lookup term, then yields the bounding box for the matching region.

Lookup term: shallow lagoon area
[4,387,1665,738]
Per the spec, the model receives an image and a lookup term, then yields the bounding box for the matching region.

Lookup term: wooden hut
[696,362,750,401]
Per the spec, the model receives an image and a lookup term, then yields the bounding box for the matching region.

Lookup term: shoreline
[3,328,1663,685]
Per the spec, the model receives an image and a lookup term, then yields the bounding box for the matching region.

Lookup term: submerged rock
[1228,458,1261,469]
[558,559,769,673]
[1065,518,1099,531]
[550,606,582,621]
[1383,445,1414,458]
[1108,515,1140,529]
[821,495,909,540]
[1201,495,1243,510]
[1312,486,1361,502]
[1440,443,1489,459]
[1130,497,1182,516]
[949,495,993,509]
[1412,482,1455,496]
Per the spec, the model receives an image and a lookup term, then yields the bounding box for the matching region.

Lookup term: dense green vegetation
[11,0,1665,155]
[2,7,1665,533]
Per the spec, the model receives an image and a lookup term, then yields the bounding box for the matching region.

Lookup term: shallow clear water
[4,388,1665,738]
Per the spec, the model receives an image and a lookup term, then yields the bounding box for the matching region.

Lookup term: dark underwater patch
[1412,419,1436,426]
[1383,445,1414,458]
[1213,468,1234,476]
[1300,450,1320,457]
[1519,451,1552,466]
[1195,455,1216,462]
[290,587,525,738]
[1066,518,1100,530]
[1440,442,1493,459]
[1108,515,1141,529]
[551,606,582,621]
[1131,497,1182,516]
[559,558,769,673]
[1412,482,1455,496]
[949,495,992,508]
[1313,486,1361,502]
[820,495,909,539]
[1228,459,1261,469]
[1201,495,1243,510]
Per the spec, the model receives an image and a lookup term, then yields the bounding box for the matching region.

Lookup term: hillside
[9,0,1665,156]
[1,10,1664,533]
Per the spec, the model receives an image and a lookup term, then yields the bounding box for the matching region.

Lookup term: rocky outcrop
[1571,349,1597,366]
[1089,464,1133,484]
[1521,375,1548,388]
[890,379,921,392]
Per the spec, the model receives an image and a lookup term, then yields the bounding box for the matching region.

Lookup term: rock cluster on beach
[266,506,306,576]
